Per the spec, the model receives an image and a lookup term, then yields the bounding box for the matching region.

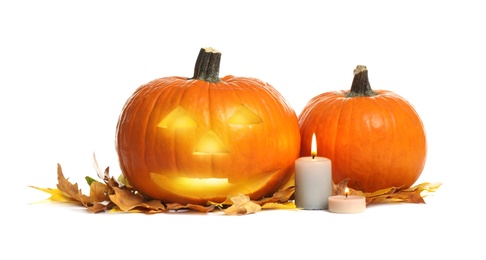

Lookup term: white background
[1,1,485,259]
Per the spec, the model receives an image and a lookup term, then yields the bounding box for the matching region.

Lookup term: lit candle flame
[345,187,349,198]
[311,133,317,159]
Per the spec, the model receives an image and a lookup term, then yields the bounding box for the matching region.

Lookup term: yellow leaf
[29,186,78,203]
[261,202,297,210]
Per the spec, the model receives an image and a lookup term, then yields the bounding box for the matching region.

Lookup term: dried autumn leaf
[31,164,107,210]
[404,182,442,194]
[28,186,79,203]
[89,181,110,203]
[109,187,147,212]
[366,182,442,204]
[166,203,216,213]
[86,202,111,213]
[56,163,93,205]
[256,186,295,205]
[333,178,366,196]
[333,178,442,204]
[208,197,234,207]
[223,194,262,215]
[107,188,216,213]
[368,190,425,204]
[208,187,295,212]
[93,152,109,181]
[261,202,296,210]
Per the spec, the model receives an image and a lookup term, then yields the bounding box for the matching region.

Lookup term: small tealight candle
[294,133,332,210]
[328,187,366,214]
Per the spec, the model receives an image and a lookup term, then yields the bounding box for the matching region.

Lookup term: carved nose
[194,130,229,154]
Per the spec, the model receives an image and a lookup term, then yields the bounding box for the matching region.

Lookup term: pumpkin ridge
[173,80,198,175]
[392,94,427,178]
[369,95,396,190]
[121,82,158,186]
[138,83,164,181]
[207,80,218,178]
[333,97,352,169]
[146,81,175,172]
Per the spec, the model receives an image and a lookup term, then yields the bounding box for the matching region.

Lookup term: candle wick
[345,193,348,198]
[312,154,315,159]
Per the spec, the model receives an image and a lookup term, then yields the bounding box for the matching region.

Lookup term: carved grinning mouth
[149,170,279,199]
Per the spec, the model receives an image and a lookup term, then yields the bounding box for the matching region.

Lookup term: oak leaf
[56,164,92,205]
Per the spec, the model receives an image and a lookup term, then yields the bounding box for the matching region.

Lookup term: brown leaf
[365,186,397,198]
[89,181,110,203]
[56,164,92,205]
[256,186,295,205]
[166,203,216,213]
[367,190,425,204]
[109,187,146,212]
[86,202,110,213]
[136,200,168,213]
[366,182,441,204]
[333,178,366,196]
[108,187,174,213]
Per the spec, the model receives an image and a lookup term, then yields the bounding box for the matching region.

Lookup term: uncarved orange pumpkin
[116,47,301,205]
[298,65,426,192]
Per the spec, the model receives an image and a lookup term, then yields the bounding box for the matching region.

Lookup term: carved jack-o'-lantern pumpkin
[116,48,301,205]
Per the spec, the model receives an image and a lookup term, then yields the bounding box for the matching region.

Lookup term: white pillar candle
[294,134,332,210]
[328,188,366,214]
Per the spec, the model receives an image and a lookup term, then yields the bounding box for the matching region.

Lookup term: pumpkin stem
[191,47,221,83]
[346,65,377,97]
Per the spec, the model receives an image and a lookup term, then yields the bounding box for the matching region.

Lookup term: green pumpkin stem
[191,47,221,83]
[346,65,377,97]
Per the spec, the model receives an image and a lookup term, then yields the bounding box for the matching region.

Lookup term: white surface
[2,1,485,259]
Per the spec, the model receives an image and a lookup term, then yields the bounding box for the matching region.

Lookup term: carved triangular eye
[228,105,263,125]
[194,130,229,154]
[158,106,197,129]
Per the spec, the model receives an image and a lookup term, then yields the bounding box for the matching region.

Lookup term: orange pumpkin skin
[116,48,300,205]
[299,66,426,192]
